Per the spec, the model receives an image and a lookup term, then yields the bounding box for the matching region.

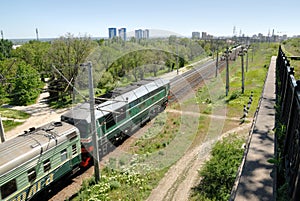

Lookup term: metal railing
[276,46,300,200]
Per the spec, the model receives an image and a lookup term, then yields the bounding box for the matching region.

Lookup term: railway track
[169,46,240,102]
[169,59,226,102]
[42,51,238,200]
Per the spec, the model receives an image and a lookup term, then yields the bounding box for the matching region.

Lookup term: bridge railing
[276,46,300,200]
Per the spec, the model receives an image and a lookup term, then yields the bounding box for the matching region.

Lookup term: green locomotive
[61,77,170,166]
[0,122,81,201]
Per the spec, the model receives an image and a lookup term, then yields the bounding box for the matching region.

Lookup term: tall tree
[13,40,51,81]
[11,62,42,106]
[48,33,97,100]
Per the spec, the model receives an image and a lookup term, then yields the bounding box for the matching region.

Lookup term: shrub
[191,134,245,201]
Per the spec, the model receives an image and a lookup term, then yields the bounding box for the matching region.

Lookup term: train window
[43,159,51,172]
[1,179,17,199]
[72,144,77,156]
[116,107,126,122]
[139,102,146,110]
[105,113,116,130]
[61,149,68,162]
[129,99,139,108]
[28,168,37,183]
[143,93,150,100]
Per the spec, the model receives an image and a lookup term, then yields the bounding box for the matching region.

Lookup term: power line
[51,64,88,102]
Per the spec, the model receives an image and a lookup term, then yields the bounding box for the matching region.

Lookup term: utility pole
[36,28,39,41]
[224,47,231,96]
[215,49,219,77]
[87,62,100,183]
[238,46,247,94]
[252,46,254,62]
[176,43,179,75]
[246,49,249,72]
[0,115,6,143]
[1,30,4,58]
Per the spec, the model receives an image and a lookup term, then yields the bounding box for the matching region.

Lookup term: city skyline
[1,0,300,39]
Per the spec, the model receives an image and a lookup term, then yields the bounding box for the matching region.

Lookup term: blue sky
[1,0,299,39]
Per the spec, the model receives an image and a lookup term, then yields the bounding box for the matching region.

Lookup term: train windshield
[74,120,90,139]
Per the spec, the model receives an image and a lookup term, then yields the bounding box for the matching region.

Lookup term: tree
[11,62,42,106]
[0,39,13,60]
[48,33,97,101]
[13,40,51,81]
[97,71,114,91]
[0,59,18,104]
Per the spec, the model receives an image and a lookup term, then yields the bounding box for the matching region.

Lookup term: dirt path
[146,123,251,201]
[166,108,244,122]
[4,84,68,139]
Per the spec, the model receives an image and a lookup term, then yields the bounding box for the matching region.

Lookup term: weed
[190,134,245,201]
[2,120,23,132]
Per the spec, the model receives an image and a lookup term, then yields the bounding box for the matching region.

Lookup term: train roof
[62,77,170,123]
[0,122,79,176]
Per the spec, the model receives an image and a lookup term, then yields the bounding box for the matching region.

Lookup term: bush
[226,91,241,103]
[191,134,245,201]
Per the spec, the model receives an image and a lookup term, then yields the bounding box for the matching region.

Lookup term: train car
[61,77,170,166]
[0,122,81,201]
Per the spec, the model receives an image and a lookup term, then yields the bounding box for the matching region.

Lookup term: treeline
[0,34,225,106]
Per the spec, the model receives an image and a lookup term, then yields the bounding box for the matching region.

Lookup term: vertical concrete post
[0,115,6,143]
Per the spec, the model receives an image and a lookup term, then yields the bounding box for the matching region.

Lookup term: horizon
[1,0,300,40]
[4,28,294,42]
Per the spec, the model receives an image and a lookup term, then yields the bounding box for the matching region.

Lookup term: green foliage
[12,40,51,80]
[274,112,289,200]
[49,96,72,109]
[76,165,165,201]
[0,83,8,105]
[0,107,30,119]
[97,71,116,91]
[226,90,241,102]
[47,34,97,103]
[2,120,23,132]
[0,39,13,60]
[277,182,290,201]
[11,62,42,106]
[191,135,245,201]
[281,39,300,79]
[282,38,300,55]
[131,112,178,155]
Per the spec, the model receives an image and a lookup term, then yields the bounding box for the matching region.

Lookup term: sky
[1,0,300,39]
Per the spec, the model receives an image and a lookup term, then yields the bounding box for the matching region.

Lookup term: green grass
[130,112,180,155]
[49,97,73,109]
[187,42,278,200]
[73,42,278,200]
[190,43,277,120]
[0,107,30,119]
[2,120,23,132]
[282,39,300,79]
[190,134,245,201]
[0,108,29,132]
[76,161,169,201]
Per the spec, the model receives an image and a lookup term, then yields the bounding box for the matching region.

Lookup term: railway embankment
[231,56,276,201]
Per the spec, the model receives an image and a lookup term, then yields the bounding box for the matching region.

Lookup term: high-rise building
[135,29,143,39]
[192,32,200,39]
[118,28,126,41]
[135,29,150,40]
[143,29,149,39]
[202,32,207,40]
[108,28,117,39]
